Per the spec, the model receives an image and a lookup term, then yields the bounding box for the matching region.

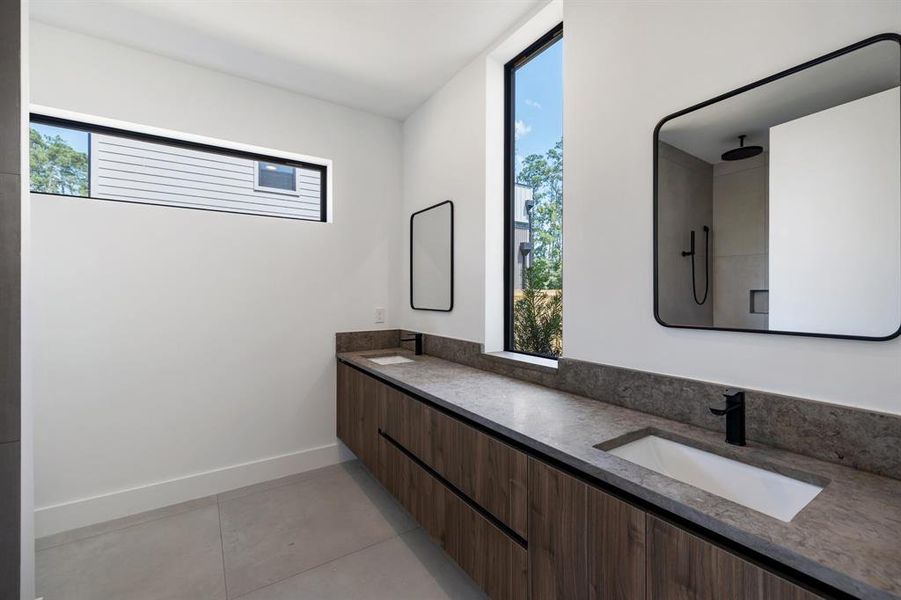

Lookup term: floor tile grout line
[37,463,363,553]
[228,528,418,600]
[223,464,416,598]
[217,497,231,600]
[35,499,218,552]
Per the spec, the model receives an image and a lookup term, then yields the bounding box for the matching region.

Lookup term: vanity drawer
[646,516,823,599]
[380,435,529,600]
[529,459,648,600]
[379,383,529,539]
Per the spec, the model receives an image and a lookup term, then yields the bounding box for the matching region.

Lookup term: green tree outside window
[30,127,89,197]
[514,137,563,356]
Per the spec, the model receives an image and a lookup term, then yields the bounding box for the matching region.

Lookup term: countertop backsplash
[337,330,901,481]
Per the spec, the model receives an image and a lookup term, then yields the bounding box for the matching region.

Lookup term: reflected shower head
[721,135,763,161]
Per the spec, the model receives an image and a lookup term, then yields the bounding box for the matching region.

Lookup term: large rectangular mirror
[655,34,900,340]
[411,200,454,311]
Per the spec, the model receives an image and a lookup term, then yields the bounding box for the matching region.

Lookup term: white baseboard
[35,443,351,538]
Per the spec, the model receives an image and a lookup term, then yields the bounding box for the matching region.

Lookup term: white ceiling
[30,0,544,120]
[660,39,900,164]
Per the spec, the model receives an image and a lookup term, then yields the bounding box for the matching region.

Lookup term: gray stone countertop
[338,349,901,600]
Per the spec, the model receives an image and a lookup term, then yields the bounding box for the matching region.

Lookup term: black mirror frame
[410,200,454,312]
[653,32,901,342]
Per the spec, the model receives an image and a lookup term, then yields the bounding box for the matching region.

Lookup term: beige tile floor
[36,461,487,600]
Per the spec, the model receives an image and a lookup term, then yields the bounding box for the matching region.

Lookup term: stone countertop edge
[337,349,901,600]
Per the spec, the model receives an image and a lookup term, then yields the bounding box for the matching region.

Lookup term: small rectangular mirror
[411,200,454,311]
[655,34,900,340]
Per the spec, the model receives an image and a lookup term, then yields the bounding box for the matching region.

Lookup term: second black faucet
[400,332,423,355]
[709,389,746,446]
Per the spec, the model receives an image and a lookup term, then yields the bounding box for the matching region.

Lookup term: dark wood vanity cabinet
[528,460,822,600]
[335,363,380,474]
[338,363,528,598]
[380,436,528,599]
[646,517,821,600]
[380,382,529,539]
[529,460,646,600]
[588,482,648,599]
[337,363,827,600]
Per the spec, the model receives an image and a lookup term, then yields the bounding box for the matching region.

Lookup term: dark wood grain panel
[376,376,528,539]
[336,363,379,474]
[529,459,588,600]
[760,574,825,600]
[587,486,646,599]
[380,436,528,599]
[647,516,822,600]
[353,369,381,474]
[379,383,424,458]
[422,400,460,484]
[428,400,528,538]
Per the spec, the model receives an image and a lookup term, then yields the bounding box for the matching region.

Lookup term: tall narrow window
[505,24,563,358]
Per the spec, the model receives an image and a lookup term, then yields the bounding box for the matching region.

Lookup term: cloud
[525,99,542,110]
[514,120,532,140]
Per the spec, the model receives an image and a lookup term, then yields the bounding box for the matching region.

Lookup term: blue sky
[32,122,89,154]
[513,37,562,178]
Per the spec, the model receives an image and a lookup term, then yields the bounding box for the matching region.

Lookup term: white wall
[401,0,901,415]
[30,22,403,536]
[400,57,488,342]
[769,87,900,337]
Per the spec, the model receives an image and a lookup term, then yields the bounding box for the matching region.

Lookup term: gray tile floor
[36,461,487,600]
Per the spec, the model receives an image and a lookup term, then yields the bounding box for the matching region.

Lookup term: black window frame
[503,23,563,360]
[29,113,329,223]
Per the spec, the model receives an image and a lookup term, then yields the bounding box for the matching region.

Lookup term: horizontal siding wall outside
[90,134,323,220]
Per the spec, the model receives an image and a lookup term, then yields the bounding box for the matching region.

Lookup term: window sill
[482,350,558,373]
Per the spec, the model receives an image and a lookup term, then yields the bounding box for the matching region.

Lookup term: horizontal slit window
[29,114,328,222]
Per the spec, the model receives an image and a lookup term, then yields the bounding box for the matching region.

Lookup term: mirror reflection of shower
[656,36,900,337]
[682,226,710,305]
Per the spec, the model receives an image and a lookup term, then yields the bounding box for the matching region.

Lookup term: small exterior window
[255,161,298,195]
[29,114,328,222]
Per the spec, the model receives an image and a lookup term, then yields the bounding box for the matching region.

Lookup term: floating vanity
[336,344,901,600]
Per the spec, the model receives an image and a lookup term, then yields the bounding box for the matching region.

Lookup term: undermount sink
[605,434,824,522]
[368,355,414,365]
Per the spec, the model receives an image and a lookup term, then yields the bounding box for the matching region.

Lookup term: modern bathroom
[0,1,899,599]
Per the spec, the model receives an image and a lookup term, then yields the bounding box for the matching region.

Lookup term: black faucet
[709,389,746,446]
[399,332,423,355]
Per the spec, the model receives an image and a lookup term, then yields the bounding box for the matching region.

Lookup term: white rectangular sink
[368,355,414,365]
[607,435,824,522]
